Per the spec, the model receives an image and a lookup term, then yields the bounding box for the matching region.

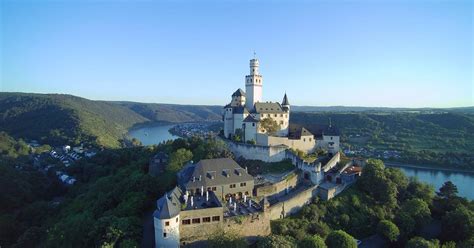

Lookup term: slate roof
[289,127,314,139]
[233,106,250,114]
[323,125,340,136]
[186,158,254,188]
[154,186,183,219]
[224,103,232,109]
[282,93,290,106]
[232,88,246,97]
[243,115,259,123]
[253,102,285,113]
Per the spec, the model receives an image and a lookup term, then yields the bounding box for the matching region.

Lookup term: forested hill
[0,93,222,148]
[116,101,222,123]
[291,112,474,169]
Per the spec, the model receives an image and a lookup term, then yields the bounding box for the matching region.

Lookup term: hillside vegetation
[291,112,474,169]
[117,102,222,123]
[0,93,222,148]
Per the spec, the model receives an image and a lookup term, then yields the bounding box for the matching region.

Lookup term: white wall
[257,134,315,153]
[224,140,287,162]
[154,215,180,248]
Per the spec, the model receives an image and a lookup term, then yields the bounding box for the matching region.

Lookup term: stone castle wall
[267,185,318,220]
[223,139,287,162]
[255,172,299,197]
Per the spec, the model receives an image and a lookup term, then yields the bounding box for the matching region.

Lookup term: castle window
[163,232,167,238]
[192,218,201,224]
[280,121,283,125]
[212,187,217,191]
[176,217,179,223]
[280,114,283,117]
[240,182,246,187]
[165,221,170,226]
[274,114,277,117]
[212,216,220,222]
[331,137,333,140]
[203,217,211,223]
[230,184,236,188]
[182,219,191,225]
[252,123,255,127]
[304,138,306,142]
[309,138,312,141]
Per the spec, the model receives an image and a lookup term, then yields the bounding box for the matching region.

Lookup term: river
[128,124,474,200]
[128,124,178,145]
[385,164,474,200]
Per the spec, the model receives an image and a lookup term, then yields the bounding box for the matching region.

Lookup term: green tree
[259,118,280,136]
[441,205,474,242]
[299,235,327,248]
[436,181,458,199]
[325,230,357,248]
[167,148,192,172]
[377,220,399,242]
[406,237,439,248]
[257,235,296,248]
[207,230,247,248]
[401,198,431,227]
[358,159,397,206]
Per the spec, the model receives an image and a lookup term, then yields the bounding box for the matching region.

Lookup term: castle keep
[223,57,339,154]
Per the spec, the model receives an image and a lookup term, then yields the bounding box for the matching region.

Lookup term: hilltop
[0,93,221,147]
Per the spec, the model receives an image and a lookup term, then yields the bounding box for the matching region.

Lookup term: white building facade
[223,57,340,154]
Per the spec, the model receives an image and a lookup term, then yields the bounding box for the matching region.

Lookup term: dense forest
[0,93,222,147]
[291,112,474,170]
[0,135,234,247]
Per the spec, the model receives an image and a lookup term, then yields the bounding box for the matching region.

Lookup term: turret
[245,56,263,110]
[282,93,290,112]
[231,88,246,107]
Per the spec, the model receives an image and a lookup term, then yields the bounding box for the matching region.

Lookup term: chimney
[245,166,248,173]
[199,175,202,181]
[206,191,209,202]
[191,196,194,207]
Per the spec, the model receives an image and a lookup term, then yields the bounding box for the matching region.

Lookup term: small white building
[154,187,181,248]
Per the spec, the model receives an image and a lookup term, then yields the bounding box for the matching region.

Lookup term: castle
[152,57,354,248]
[223,57,340,154]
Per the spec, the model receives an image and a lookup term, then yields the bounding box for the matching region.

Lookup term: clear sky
[1,0,472,107]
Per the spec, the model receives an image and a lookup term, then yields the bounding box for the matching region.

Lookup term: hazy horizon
[1,0,473,108]
[2,91,473,109]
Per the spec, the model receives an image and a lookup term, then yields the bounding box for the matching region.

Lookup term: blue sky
[1,0,472,107]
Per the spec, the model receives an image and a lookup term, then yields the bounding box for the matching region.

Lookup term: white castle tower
[245,56,263,110]
[154,188,181,248]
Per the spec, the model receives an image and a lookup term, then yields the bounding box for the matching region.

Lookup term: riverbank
[384,161,474,174]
